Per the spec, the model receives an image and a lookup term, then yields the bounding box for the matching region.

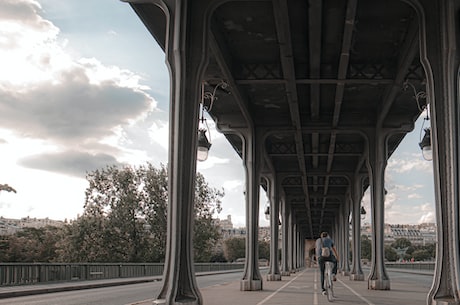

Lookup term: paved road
[0,268,433,305]
[0,272,244,305]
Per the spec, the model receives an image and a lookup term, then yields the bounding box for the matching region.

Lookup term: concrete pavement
[0,267,431,304]
[198,268,429,305]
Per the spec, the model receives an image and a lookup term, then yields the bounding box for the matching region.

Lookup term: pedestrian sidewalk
[199,268,429,305]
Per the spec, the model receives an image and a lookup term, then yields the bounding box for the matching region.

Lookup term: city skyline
[0,0,435,228]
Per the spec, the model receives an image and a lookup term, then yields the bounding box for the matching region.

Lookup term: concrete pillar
[292,222,297,271]
[240,129,263,291]
[366,131,390,290]
[415,0,460,304]
[280,198,290,276]
[267,174,281,281]
[288,206,295,273]
[154,2,210,304]
[350,175,364,281]
[341,199,351,276]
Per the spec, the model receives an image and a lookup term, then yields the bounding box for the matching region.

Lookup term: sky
[0,0,435,228]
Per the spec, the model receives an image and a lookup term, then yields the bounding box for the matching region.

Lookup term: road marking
[125,299,154,305]
[313,269,318,305]
[255,270,305,305]
[339,279,376,305]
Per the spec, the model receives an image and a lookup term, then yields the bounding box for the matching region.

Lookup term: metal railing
[0,263,244,286]
[385,261,435,272]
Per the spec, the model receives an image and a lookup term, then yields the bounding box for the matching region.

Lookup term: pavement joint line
[313,270,319,305]
[125,298,154,305]
[339,278,376,305]
[255,270,306,305]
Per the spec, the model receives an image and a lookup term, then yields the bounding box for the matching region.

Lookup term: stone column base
[154,298,200,305]
[430,298,460,305]
[368,279,390,290]
[240,279,263,291]
[341,271,350,276]
[267,274,282,281]
[349,273,364,281]
[281,271,291,276]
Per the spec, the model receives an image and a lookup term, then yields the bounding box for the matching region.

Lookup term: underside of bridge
[126,0,460,304]
[131,0,424,239]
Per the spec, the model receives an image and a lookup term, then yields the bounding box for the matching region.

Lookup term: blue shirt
[316,236,334,258]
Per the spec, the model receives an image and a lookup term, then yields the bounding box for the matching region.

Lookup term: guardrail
[0,263,244,286]
[385,261,435,271]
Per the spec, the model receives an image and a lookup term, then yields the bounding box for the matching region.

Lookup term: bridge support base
[431,298,460,305]
[154,298,199,305]
[240,279,262,291]
[349,274,364,281]
[368,279,390,290]
[281,271,291,276]
[267,274,281,281]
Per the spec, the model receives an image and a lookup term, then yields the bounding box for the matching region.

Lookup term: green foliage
[223,237,245,262]
[384,245,398,262]
[360,235,371,260]
[1,164,223,263]
[391,238,412,249]
[193,173,223,262]
[55,163,223,263]
[1,227,63,262]
[258,240,270,260]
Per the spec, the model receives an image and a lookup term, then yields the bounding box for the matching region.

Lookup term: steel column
[280,198,291,276]
[413,0,460,303]
[240,129,263,291]
[267,174,282,281]
[366,131,390,290]
[350,175,364,281]
[341,199,351,275]
[153,1,211,304]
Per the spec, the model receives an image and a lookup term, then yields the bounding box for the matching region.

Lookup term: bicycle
[324,261,335,302]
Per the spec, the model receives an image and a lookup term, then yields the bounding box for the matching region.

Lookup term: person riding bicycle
[315,231,339,295]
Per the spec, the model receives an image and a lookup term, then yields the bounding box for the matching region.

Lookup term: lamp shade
[419,128,432,161]
[197,129,212,161]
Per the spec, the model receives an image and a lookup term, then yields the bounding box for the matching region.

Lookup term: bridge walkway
[199,267,430,305]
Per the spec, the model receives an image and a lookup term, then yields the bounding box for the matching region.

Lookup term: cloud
[418,211,435,224]
[408,193,422,199]
[19,150,123,177]
[387,156,432,174]
[0,0,158,177]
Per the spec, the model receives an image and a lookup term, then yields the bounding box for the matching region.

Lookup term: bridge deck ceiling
[131,0,425,239]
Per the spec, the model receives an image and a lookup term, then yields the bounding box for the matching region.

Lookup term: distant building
[0,216,65,236]
[361,223,437,245]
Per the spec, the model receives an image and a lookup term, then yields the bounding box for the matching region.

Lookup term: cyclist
[315,231,339,295]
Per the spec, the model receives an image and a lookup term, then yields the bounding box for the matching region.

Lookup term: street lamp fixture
[197,128,212,161]
[196,80,228,162]
[360,206,366,220]
[419,128,432,161]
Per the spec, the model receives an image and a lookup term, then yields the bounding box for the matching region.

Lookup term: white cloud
[0,0,158,178]
[387,156,433,174]
[408,193,422,199]
[419,211,435,224]
[222,180,244,192]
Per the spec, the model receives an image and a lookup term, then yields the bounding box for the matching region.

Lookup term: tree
[4,227,63,262]
[258,240,270,260]
[57,163,223,263]
[384,245,398,262]
[391,238,412,249]
[223,237,245,262]
[411,249,431,261]
[361,235,371,260]
[193,173,223,262]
